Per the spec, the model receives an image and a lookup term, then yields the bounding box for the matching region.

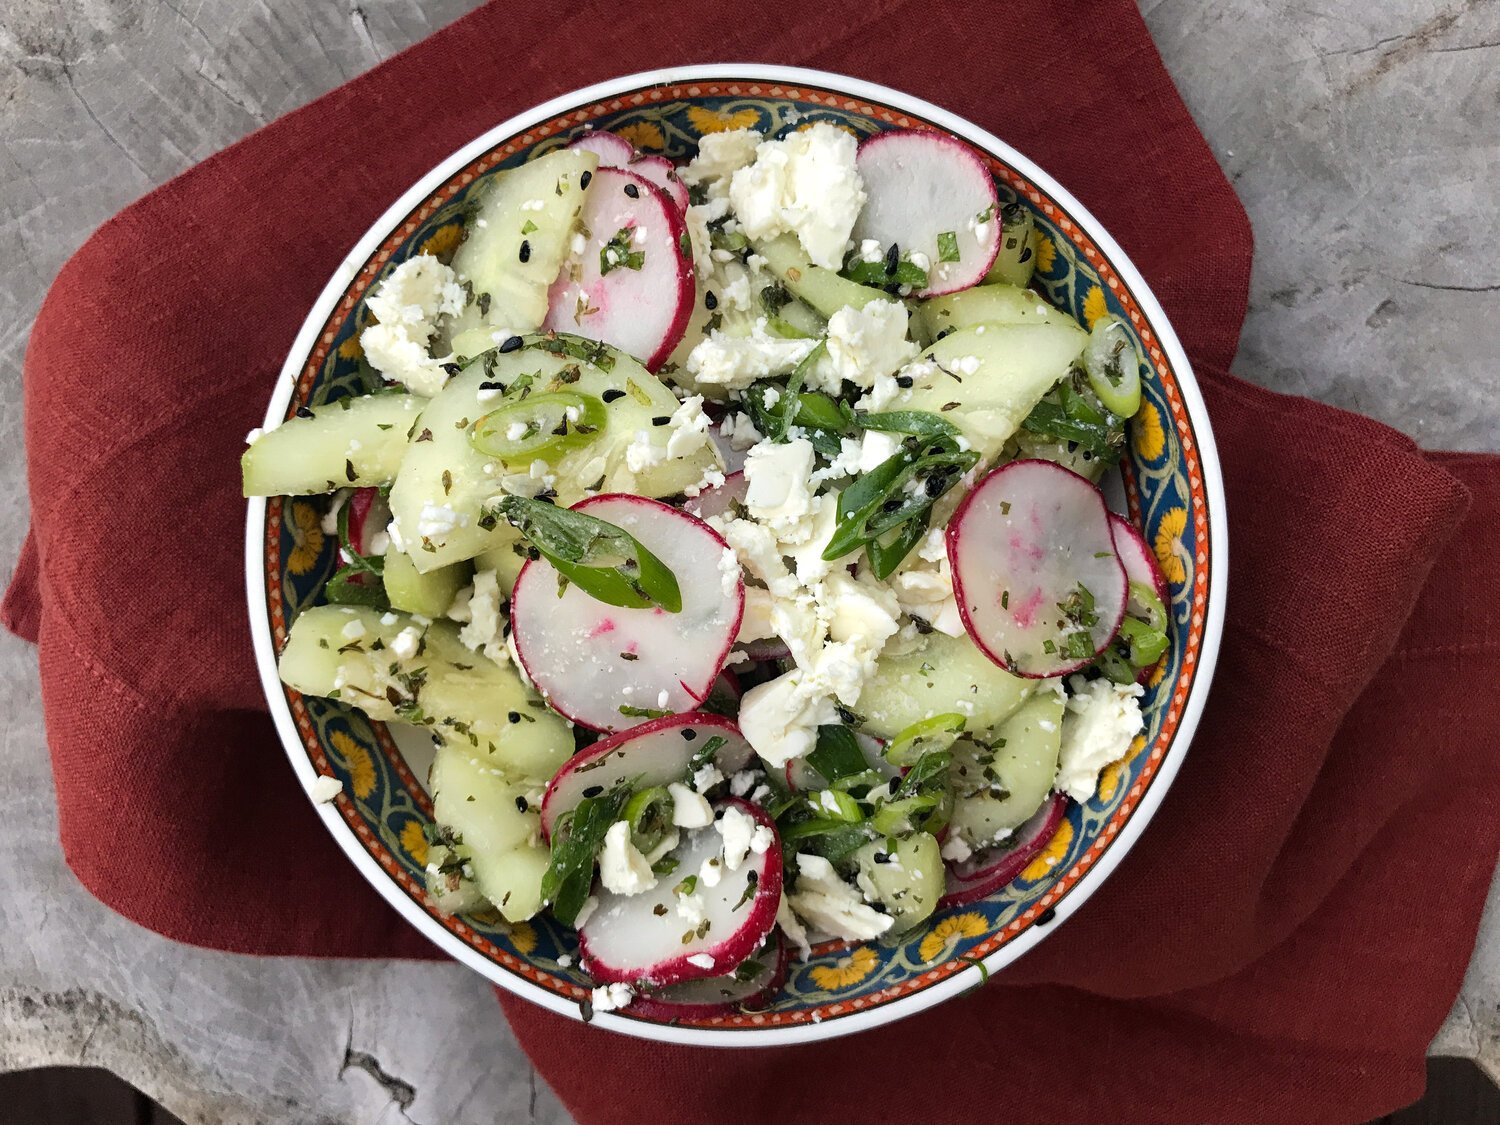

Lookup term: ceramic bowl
[245,64,1227,1045]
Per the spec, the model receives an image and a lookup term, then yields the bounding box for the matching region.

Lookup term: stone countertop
[1,1,1496,1121]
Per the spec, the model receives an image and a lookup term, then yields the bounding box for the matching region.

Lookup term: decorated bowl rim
[244,63,1228,1047]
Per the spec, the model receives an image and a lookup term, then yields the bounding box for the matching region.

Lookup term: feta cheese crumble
[729,123,867,269]
[309,775,344,804]
[788,853,893,942]
[1056,675,1145,801]
[599,820,657,896]
[360,255,466,397]
[590,982,634,1013]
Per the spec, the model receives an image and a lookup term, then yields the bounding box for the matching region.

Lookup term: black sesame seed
[582,785,604,799]
[873,851,891,864]
[518,239,531,263]
[681,729,698,741]
[508,711,521,723]
[1036,906,1057,926]
[602,388,625,403]
[514,796,528,813]
[580,170,593,190]
[652,415,671,426]
[499,335,524,353]
[480,380,505,391]
[705,291,719,310]
[295,406,314,419]
[884,242,900,272]
[624,182,640,198]
[895,375,914,388]
[441,362,461,376]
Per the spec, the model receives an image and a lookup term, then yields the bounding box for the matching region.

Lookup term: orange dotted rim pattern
[262,80,1212,1029]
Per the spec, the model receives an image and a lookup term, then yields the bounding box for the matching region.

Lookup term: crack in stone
[1398,278,1500,294]
[58,60,149,181]
[340,1015,422,1123]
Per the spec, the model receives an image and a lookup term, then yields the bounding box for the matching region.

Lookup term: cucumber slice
[241,394,423,497]
[860,631,1034,741]
[903,322,1087,461]
[909,283,1071,347]
[474,543,527,596]
[424,841,487,915]
[431,744,549,921]
[852,832,944,933]
[949,687,1065,849]
[983,204,1038,288]
[386,337,716,572]
[752,233,889,318]
[451,148,600,332]
[383,546,469,617]
[278,605,571,782]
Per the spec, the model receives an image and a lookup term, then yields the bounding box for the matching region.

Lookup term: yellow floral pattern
[399,819,428,865]
[508,920,538,955]
[1132,401,1165,461]
[1097,734,1148,803]
[809,946,877,989]
[286,501,325,576]
[1083,285,1109,328]
[1021,818,1074,882]
[918,912,988,962]
[337,335,364,361]
[687,106,760,134]
[1153,506,1188,586]
[1034,233,1055,272]
[419,223,463,259]
[332,731,377,799]
[616,122,665,151]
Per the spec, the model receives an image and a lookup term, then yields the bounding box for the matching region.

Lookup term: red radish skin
[344,487,389,555]
[948,459,1128,679]
[851,129,1001,297]
[542,168,695,372]
[1108,512,1170,608]
[578,799,783,987]
[565,130,635,166]
[629,154,690,213]
[539,712,753,840]
[684,471,747,520]
[939,793,1069,907]
[784,758,822,792]
[628,936,788,1020]
[510,495,744,731]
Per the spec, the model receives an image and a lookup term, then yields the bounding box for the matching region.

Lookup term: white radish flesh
[684,470,747,520]
[566,130,635,166]
[851,130,1001,297]
[949,460,1128,679]
[543,168,694,372]
[539,713,753,839]
[940,792,1069,907]
[629,937,787,1019]
[578,799,782,986]
[509,495,744,731]
[629,154,690,213]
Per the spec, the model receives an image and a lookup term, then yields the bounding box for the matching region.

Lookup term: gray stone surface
[0,0,1496,1120]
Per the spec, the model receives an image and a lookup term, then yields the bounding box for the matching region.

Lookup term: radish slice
[851,129,1001,297]
[684,471,747,520]
[579,799,782,986]
[566,130,635,166]
[344,487,389,556]
[940,792,1068,907]
[510,495,744,731]
[629,154,690,213]
[701,670,742,716]
[784,757,822,792]
[858,732,900,781]
[1108,512,1170,608]
[736,637,792,662]
[948,460,1127,679]
[542,168,694,372]
[539,713,753,840]
[629,937,787,1020]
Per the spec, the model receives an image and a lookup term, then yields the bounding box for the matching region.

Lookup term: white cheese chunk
[599,820,657,896]
[788,853,894,941]
[1056,675,1145,801]
[728,123,866,269]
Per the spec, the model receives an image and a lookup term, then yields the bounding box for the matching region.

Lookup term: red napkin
[7,1,1497,1121]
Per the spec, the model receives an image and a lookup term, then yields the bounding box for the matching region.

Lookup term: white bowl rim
[245,62,1228,1048]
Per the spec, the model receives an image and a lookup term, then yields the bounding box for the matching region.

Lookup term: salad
[245,120,1171,1019]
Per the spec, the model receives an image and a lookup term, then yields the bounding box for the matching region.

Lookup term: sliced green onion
[471,391,607,466]
[1083,316,1144,418]
[622,785,674,856]
[885,713,966,768]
